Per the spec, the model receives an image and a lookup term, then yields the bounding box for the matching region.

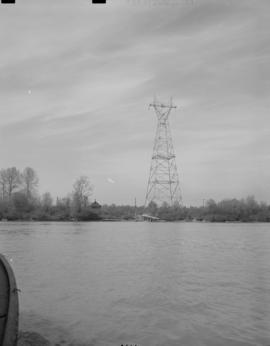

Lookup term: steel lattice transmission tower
[145,98,182,207]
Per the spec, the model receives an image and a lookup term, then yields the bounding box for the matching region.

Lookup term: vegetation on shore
[1,166,270,222]
[148,197,270,222]
[0,166,100,221]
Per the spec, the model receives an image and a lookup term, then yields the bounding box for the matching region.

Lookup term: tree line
[1,166,270,222]
[145,197,270,222]
[0,167,99,221]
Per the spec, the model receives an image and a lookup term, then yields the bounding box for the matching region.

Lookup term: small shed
[90,200,101,209]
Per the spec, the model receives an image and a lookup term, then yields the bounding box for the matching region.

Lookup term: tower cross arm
[149,103,177,109]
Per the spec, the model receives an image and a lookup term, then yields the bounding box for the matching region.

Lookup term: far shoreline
[1,219,270,224]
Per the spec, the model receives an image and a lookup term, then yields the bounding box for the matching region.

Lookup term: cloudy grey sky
[0,0,269,206]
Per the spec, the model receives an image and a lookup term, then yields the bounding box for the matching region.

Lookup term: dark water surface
[0,222,269,346]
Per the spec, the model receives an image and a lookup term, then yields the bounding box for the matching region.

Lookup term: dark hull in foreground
[0,254,19,346]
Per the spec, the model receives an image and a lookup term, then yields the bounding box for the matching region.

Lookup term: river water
[0,222,269,346]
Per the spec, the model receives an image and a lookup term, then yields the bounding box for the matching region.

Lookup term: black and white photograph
[0,0,269,345]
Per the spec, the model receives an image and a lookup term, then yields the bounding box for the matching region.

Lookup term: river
[0,221,269,346]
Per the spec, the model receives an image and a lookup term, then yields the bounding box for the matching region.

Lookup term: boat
[0,254,19,346]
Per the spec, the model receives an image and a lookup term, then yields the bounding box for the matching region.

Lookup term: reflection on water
[1,222,270,346]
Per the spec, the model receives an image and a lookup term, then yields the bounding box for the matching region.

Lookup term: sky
[0,0,269,206]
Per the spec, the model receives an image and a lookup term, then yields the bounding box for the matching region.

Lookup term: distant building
[90,200,101,209]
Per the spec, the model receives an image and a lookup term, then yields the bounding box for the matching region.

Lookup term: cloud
[0,0,269,204]
[107,178,115,184]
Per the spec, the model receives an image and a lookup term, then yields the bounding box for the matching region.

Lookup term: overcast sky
[0,0,269,206]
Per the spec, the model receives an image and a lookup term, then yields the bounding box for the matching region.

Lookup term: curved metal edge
[0,254,19,346]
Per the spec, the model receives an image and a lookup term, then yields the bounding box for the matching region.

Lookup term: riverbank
[1,218,270,223]
[1,196,270,222]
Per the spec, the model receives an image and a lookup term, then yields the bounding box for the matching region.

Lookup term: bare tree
[22,167,39,199]
[4,167,21,199]
[0,169,8,200]
[72,176,93,213]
